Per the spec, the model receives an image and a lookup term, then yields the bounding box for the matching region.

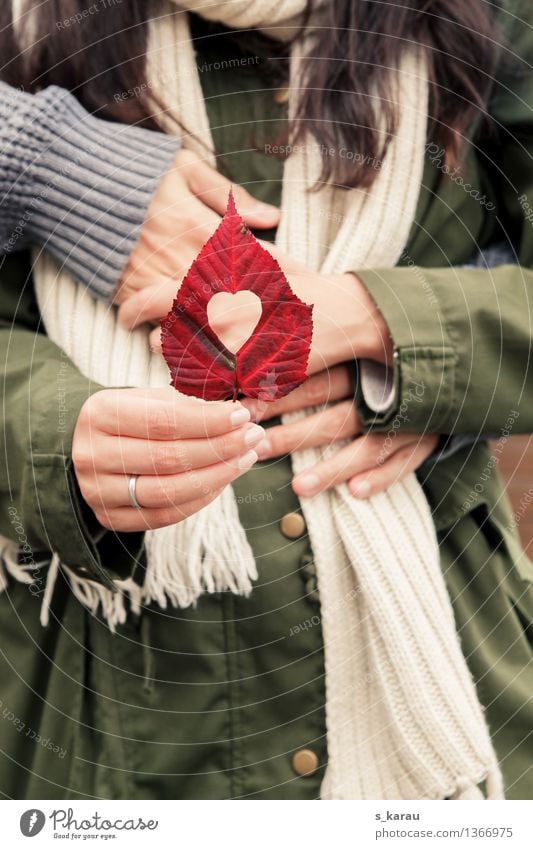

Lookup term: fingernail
[230,407,251,427]
[255,438,272,459]
[294,473,320,496]
[236,450,258,470]
[351,480,372,498]
[244,424,266,447]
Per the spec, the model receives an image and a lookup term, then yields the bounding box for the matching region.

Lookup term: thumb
[118,279,177,330]
[232,184,281,230]
[184,155,280,229]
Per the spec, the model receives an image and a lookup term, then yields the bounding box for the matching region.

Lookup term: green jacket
[0,3,532,800]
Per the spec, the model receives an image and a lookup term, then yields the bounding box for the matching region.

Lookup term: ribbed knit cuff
[0,83,180,299]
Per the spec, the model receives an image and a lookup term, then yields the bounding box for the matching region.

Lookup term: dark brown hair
[0,0,501,188]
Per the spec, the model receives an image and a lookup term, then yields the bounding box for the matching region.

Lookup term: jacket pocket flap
[420,442,533,583]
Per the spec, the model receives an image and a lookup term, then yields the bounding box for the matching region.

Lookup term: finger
[94,490,223,533]
[90,423,265,474]
[242,365,353,422]
[154,175,222,238]
[88,391,252,440]
[291,432,421,497]
[255,400,359,460]
[348,436,439,498]
[181,153,280,228]
[87,450,258,510]
[118,280,178,330]
[257,240,306,272]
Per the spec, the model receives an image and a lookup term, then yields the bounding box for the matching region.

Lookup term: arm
[355,261,533,435]
[356,241,517,460]
[0,253,120,584]
[0,254,262,587]
[0,81,180,299]
[0,82,280,303]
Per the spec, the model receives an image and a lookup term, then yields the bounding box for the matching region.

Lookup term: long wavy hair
[0,0,502,188]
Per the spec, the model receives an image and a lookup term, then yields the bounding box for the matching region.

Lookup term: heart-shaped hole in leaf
[207,290,262,354]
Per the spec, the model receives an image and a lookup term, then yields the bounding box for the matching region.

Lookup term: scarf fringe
[0,539,38,587]
[143,488,257,609]
[0,498,257,631]
[0,537,138,630]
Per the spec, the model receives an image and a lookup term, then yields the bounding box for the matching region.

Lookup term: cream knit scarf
[4,0,504,800]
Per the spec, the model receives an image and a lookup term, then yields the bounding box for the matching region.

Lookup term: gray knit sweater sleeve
[0,82,180,299]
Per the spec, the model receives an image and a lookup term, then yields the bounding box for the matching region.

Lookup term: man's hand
[242,366,439,498]
[114,149,280,305]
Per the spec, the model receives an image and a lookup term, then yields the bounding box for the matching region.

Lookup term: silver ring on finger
[128,474,143,509]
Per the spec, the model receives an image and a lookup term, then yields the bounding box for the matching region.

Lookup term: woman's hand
[242,366,439,498]
[72,388,266,532]
[114,149,280,306]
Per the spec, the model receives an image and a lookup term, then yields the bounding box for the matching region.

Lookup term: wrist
[33,89,179,300]
[309,272,394,371]
[348,272,394,365]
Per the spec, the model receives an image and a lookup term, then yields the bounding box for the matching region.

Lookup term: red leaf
[161,190,314,401]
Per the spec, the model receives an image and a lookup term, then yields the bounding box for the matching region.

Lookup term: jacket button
[292,748,319,777]
[280,512,306,539]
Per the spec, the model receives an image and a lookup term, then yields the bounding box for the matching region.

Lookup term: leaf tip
[227,187,237,216]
